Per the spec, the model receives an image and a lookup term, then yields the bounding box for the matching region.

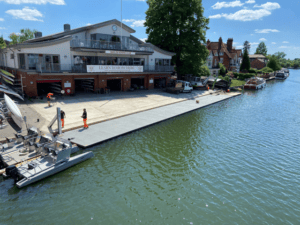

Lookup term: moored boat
[244,77,266,90]
[5,137,93,188]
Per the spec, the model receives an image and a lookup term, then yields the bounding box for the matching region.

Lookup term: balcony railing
[70,39,154,53]
[36,63,174,73]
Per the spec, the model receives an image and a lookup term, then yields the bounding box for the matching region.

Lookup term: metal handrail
[70,39,154,53]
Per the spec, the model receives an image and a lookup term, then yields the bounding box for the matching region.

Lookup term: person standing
[61,110,66,128]
[47,93,53,107]
[81,108,88,129]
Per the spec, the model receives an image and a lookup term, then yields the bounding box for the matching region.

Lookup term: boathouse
[0,19,175,97]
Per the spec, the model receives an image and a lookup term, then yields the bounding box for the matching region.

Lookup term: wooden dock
[61,93,241,148]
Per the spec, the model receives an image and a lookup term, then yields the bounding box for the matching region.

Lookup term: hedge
[237,73,256,80]
[259,67,274,73]
[248,68,257,74]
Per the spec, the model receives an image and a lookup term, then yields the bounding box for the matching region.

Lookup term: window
[10,54,14,59]
[220,58,223,63]
[28,54,39,70]
[155,58,170,66]
[220,52,223,56]
[19,54,26,69]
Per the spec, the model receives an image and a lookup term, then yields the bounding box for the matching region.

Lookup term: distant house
[249,54,268,70]
[206,37,243,75]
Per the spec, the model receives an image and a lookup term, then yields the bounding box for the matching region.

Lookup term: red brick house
[249,54,268,70]
[206,37,242,75]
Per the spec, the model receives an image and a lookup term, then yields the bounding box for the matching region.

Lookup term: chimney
[227,38,233,52]
[34,32,42,38]
[218,37,222,50]
[64,24,71,32]
[207,39,210,46]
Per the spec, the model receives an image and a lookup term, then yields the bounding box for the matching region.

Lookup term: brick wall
[251,59,266,70]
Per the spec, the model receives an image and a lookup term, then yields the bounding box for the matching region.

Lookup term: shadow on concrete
[28,89,210,106]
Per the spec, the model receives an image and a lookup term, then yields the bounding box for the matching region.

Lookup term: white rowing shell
[4,94,23,128]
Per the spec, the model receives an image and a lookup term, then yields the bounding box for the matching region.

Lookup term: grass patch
[230,79,245,87]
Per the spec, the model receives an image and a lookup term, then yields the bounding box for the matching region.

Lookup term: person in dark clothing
[47,93,53,107]
[81,108,88,129]
[61,110,66,128]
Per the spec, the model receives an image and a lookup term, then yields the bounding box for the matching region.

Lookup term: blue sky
[0,0,299,59]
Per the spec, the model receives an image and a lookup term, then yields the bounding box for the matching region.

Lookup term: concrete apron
[61,92,241,148]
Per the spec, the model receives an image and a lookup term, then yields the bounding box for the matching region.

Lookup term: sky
[0,0,299,59]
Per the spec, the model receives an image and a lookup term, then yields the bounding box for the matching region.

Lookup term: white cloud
[0,0,65,4]
[259,38,267,41]
[86,23,92,26]
[212,0,244,9]
[236,45,244,48]
[136,0,145,1]
[140,38,147,42]
[209,9,272,21]
[246,0,255,3]
[122,19,145,28]
[209,14,223,19]
[233,42,239,45]
[250,42,259,45]
[6,7,43,21]
[0,18,4,21]
[122,19,135,22]
[255,29,279,33]
[254,2,280,10]
[283,41,289,43]
[279,46,289,48]
[272,42,276,44]
[251,34,254,36]
[0,27,6,29]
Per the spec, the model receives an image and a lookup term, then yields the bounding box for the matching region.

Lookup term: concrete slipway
[61,92,240,148]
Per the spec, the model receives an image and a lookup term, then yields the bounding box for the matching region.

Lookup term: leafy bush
[248,68,257,74]
[237,73,255,80]
[198,65,211,77]
[233,72,239,78]
[259,67,273,73]
[218,63,226,76]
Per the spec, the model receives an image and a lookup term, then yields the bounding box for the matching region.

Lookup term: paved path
[62,93,240,148]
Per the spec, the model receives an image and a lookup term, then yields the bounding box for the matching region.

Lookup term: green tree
[294,61,300,69]
[255,42,267,56]
[218,63,226,75]
[267,56,281,71]
[145,0,209,80]
[274,51,286,60]
[9,28,37,45]
[243,41,251,53]
[198,65,210,77]
[240,48,251,71]
[0,36,6,49]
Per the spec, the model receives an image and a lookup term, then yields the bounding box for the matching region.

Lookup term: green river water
[1,70,300,224]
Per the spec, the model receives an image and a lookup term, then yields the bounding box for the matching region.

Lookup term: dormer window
[220,52,223,56]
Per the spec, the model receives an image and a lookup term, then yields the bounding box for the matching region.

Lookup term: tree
[240,48,251,71]
[9,28,37,45]
[293,61,300,69]
[274,51,286,60]
[145,0,209,80]
[198,65,210,77]
[0,36,6,49]
[267,55,281,71]
[243,41,251,53]
[218,63,226,75]
[255,42,267,56]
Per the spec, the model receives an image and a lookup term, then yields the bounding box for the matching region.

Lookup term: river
[1,70,300,224]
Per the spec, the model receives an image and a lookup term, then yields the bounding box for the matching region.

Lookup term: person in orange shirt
[61,110,66,128]
[47,93,53,107]
[81,108,88,129]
